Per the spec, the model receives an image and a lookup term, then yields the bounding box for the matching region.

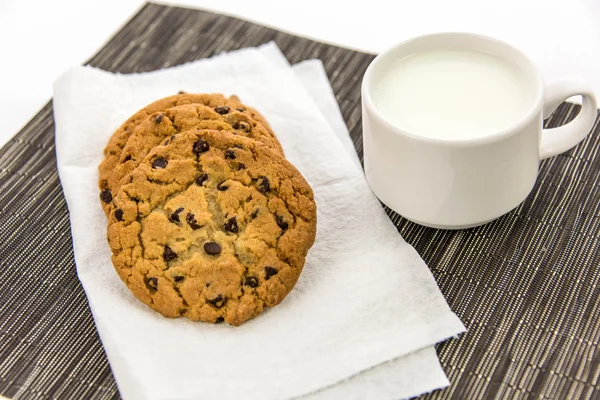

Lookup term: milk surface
[372,49,534,140]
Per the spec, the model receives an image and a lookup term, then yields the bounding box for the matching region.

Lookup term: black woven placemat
[1,3,600,399]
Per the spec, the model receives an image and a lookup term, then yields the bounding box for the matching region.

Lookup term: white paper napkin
[53,43,465,400]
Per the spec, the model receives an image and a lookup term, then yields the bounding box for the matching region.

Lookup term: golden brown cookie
[106,129,316,326]
[98,94,282,215]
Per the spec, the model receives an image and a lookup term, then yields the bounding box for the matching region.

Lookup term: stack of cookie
[98,94,317,326]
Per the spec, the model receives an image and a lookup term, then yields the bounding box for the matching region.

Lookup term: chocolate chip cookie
[98,94,282,215]
[107,129,316,326]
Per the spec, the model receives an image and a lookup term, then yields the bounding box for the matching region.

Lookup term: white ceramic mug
[362,33,598,230]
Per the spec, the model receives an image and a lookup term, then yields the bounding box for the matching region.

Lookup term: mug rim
[362,32,545,147]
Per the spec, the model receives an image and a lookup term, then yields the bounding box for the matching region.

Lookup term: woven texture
[1,3,599,399]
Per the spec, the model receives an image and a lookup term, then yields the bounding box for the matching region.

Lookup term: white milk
[372,49,535,140]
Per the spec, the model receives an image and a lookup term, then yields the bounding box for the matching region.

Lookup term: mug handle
[540,78,598,160]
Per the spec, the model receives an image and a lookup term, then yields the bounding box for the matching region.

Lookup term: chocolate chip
[193,139,209,155]
[186,213,202,230]
[224,217,238,233]
[233,121,251,132]
[238,163,246,170]
[100,188,112,203]
[264,267,278,280]
[163,245,177,261]
[244,277,259,288]
[124,155,132,162]
[251,209,259,219]
[170,207,184,222]
[144,277,158,292]
[276,215,288,231]
[225,149,236,159]
[174,276,185,282]
[152,157,167,169]
[153,113,164,123]
[178,90,186,94]
[204,242,221,255]
[207,294,226,308]
[215,316,225,323]
[206,282,211,288]
[247,195,253,202]
[214,106,230,114]
[196,174,208,186]
[217,183,228,191]
[115,208,124,221]
[236,108,245,112]
[258,176,270,193]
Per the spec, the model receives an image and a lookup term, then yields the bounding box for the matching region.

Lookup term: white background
[1,0,599,147]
